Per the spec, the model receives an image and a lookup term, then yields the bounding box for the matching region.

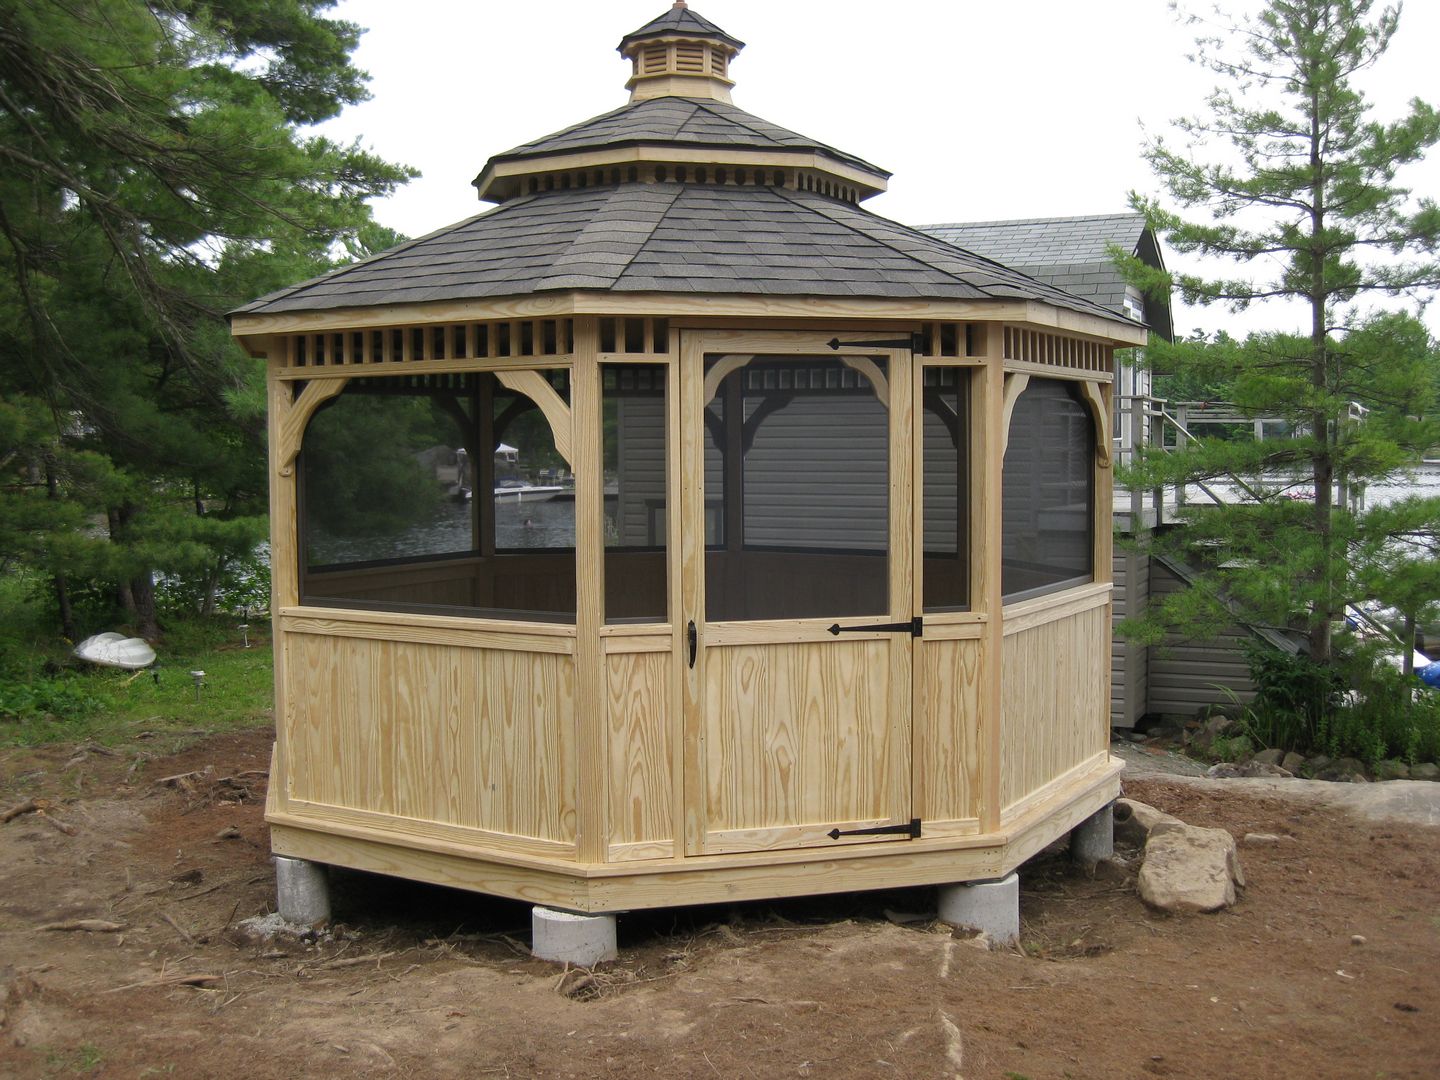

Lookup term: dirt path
[2,731,1437,1079]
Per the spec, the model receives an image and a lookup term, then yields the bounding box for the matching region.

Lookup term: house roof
[921,213,1171,339]
[234,182,1137,322]
[484,97,887,180]
[618,4,744,51]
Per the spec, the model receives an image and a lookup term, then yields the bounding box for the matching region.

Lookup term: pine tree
[0,0,412,639]
[1123,0,1440,689]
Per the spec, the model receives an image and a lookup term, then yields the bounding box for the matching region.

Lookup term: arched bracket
[277,378,349,477]
[702,354,749,406]
[496,370,574,467]
[999,372,1030,457]
[838,356,890,408]
[1077,381,1113,468]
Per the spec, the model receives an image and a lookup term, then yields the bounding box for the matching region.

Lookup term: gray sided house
[923,214,1263,728]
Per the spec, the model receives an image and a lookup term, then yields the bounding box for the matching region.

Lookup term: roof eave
[471,143,891,203]
[231,289,1147,348]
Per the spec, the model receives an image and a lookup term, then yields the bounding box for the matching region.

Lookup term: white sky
[318,0,1440,338]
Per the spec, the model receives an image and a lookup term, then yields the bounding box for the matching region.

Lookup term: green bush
[0,673,110,723]
[1239,641,1440,765]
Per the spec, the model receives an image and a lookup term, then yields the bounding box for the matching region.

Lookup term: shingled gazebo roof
[483,97,886,181]
[233,5,1143,337]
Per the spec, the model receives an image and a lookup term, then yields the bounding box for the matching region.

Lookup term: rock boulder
[1114,798,1183,847]
[1138,824,1245,914]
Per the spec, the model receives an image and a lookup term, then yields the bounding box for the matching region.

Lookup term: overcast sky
[318,0,1440,338]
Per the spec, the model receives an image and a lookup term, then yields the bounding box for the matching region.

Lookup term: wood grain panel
[999,602,1110,811]
[282,636,577,847]
[702,640,901,845]
[917,638,981,824]
[606,651,673,858]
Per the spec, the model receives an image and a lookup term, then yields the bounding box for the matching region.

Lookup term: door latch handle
[687,620,697,669]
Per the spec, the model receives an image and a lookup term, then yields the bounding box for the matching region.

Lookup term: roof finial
[672,0,687,8]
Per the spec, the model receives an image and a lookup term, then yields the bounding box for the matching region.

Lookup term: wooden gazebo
[231,3,1146,942]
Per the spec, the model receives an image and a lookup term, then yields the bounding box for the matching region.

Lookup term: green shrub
[1240,640,1440,765]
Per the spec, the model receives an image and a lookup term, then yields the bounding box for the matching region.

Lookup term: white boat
[493,483,564,502]
[73,632,156,670]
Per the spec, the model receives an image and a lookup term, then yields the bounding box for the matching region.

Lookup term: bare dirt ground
[2,731,1438,1080]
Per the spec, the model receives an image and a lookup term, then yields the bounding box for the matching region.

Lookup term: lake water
[309,495,578,566]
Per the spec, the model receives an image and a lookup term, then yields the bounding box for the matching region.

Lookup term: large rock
[1206,760,1293,779]
[1252,748,1285,767]
[1317,757,1369,783]
[1138,824,1245,914]
[1281,751,1306,776]
[1114,798,1183,847]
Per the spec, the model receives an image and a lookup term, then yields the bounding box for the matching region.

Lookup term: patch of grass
[0,593,273,752]
[42,1044,104,1075]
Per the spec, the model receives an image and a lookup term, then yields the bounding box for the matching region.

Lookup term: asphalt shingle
[236,183,1134,325]
[487,98,886,179]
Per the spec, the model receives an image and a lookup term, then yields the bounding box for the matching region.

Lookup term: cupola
[618,1,745,103]
[471,4,891,205]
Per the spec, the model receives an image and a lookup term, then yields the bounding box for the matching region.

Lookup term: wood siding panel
[1146,561,1257,715]
[1110,548,1149,728]
[917,638,981,823]
[606,651,673,855]
[283,633,577,846]
[1000,603,1109,811]
[703,640,897,834]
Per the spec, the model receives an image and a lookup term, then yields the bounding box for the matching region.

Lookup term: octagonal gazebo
[230,3,1146,944]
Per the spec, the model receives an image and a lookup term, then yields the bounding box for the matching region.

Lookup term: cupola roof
[618,2,744,52]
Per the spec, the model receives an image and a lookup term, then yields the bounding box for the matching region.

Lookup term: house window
[298,371,576,622]
[1001,379,1095,602]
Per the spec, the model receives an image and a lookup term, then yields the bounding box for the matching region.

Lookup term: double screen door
[679,330,919,855]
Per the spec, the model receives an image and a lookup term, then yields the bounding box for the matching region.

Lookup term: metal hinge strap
[827,818,922,841]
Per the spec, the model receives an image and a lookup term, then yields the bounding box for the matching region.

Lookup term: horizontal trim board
[275,356,575,380]
[284,800,577,860]
[235,294,1142,345]
[269,759,1121,912]
[1001,582,1112,636]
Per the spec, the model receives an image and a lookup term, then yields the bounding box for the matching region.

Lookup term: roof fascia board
[231,292,1142,345]
[474,144,890,201]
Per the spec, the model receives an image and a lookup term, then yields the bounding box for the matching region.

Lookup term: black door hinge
[827,334,923,352]
[828,818,922,841]
[827,616,923,637]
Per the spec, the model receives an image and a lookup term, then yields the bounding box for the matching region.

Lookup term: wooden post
[265,345,296,815]
[978,323,1006,832]
[573,318,606,864]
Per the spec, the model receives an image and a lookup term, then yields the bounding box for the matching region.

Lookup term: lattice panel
[1003,327,1111,374]
[916,322,983,359]
[280,318,576,370]
[519,164,861,204]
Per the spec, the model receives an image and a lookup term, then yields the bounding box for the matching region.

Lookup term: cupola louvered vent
[642,45,667,74]
[675,44,705,73]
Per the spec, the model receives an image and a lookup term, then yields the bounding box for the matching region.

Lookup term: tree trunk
[130,570,159,641]
[45,461,77,641]
[1307,75,1335,667]
[110,503,161,640]
[54,574,76,643]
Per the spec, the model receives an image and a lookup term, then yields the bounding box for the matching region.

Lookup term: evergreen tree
[0,0,412,639]
[1122,0,1440,685]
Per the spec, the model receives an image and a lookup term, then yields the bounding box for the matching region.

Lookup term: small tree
[1122,0,1440,685]
[0,0,412,639]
